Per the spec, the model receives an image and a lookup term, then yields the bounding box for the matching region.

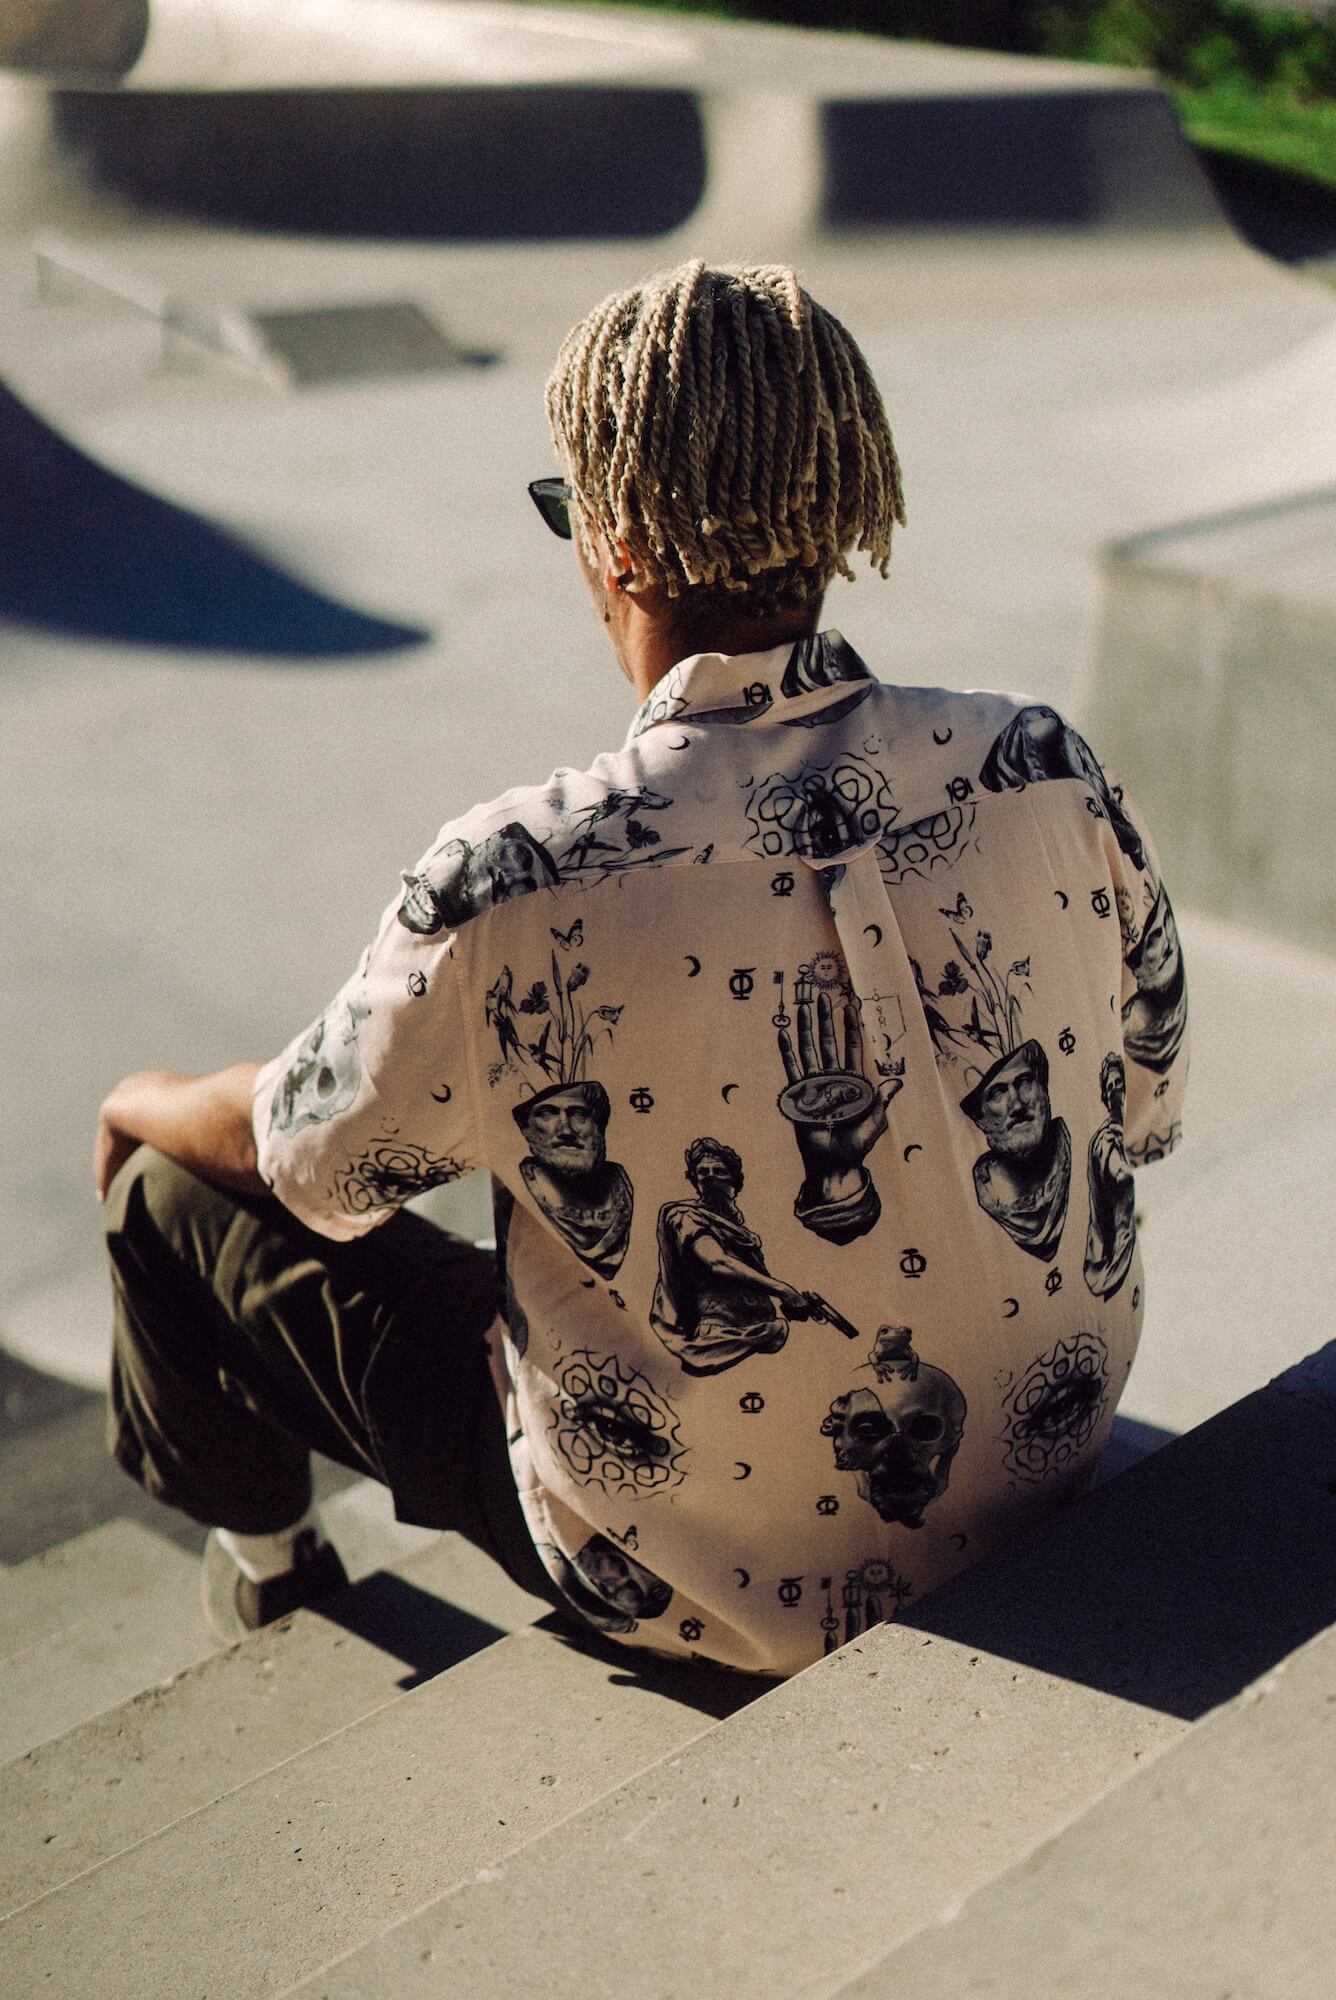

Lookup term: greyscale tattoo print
[487,928,632,1277]
[397,788,690,934]
[1084,1054,1136,1300]
[549,1348,687,1497]
[1000,1333,1111,1484]
[270,990,369,1134]
[538,1535,673,1635]
[1122,880,1187,1075]
[651,1137,861,1375]
[253,629,1186,1677]
[915,899,1070,1261]
[773,950,901,1244]
[979,705,1147,872]
[822,1326,967,1528]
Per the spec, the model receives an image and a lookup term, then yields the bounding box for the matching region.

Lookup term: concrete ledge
[1,1620,764,1997]
[841,1616,1336,2000]
[1080,487,1336,953]
[288,1346,1336,1999]
[0,1528,548,1919]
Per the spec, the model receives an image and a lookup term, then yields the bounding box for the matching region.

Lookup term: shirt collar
[625,630,876,744]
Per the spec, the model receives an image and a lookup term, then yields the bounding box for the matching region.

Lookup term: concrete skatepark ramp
[10,0,1229,242]
[2,10,1336,1998]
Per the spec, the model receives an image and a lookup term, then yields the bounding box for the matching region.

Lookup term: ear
[606,537,635,593]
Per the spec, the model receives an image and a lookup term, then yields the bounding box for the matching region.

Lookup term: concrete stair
[276,1343,1335,2000]
[1,1351,1330,1997]
[0,1522,550,1920]
[836,1618,1336,2000]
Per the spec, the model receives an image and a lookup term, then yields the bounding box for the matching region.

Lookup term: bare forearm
[95,1063,267,1200]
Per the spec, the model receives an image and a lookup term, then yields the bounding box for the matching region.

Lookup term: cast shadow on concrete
[1196,144,1336,264]
[0,382,427,656]
[313,1571,512,1690]
[51,87,706,239]
[314,1580,772,1718]
[896,1384,1336,1722]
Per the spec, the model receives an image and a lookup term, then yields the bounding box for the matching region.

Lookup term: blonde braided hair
[546,261,905,619]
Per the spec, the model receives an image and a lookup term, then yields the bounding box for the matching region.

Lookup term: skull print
[822,1331,966,1527]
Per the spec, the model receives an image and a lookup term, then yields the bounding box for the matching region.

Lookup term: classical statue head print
[1122,881,1186,1075]
[962,1039,1071,1263]
[513,1080,633,1280]
[398,821,559,935]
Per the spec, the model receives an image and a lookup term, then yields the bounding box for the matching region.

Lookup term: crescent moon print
[669,735,692,750]
[685,955,702,976]
[1054,890,1069,909]
[734,1461,752,1480]
[933,727,953,746]
[734,1567,751,1587]
[431,1084,452,1103]
[903,1143,922,1161]
[721,1083,740,1102]
[864,924,883,946]
[1003,1297,1020,1317]
[950,1532,969,1550]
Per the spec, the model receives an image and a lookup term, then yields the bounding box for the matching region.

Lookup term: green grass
[1171,81,1336,195]
[511,0,1336,201]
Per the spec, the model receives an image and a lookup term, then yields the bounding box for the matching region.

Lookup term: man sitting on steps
[97,261,1187,1676]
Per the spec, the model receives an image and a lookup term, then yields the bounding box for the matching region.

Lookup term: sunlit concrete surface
[2,7,1335,1441]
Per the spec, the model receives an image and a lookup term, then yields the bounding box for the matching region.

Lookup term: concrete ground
[2,10,1335,1529]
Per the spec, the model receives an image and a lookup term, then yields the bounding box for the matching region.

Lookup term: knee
[103,1145,228,1272]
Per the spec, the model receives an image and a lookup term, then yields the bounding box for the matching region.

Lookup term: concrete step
[0,1479,461,1769]
[0,1521,214,1767]
[0,1618,765,1998]
[0,1527,550,1920]
[283,1342,1336,2000]
[0,1518,193,1662]
[836,1616,1336,2000]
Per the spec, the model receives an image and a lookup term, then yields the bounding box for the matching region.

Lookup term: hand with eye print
[777,979,901,1244]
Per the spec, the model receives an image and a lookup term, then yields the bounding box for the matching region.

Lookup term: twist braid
[544,261,905,616]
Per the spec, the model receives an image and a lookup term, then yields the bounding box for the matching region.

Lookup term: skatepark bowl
[3,8,1336,1996]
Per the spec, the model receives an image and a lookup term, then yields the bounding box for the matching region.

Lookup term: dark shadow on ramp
[1193,144,1336,264]
[52,86,706,239]
[0,381,427,656]
[825,88,1224,230]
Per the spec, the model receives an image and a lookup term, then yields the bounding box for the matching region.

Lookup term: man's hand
[94,1065,267,1202]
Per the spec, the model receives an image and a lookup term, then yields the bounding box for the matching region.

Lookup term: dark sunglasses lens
[530,481,572,539]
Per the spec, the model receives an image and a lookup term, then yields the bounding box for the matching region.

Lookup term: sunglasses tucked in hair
[528,477,573,540]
